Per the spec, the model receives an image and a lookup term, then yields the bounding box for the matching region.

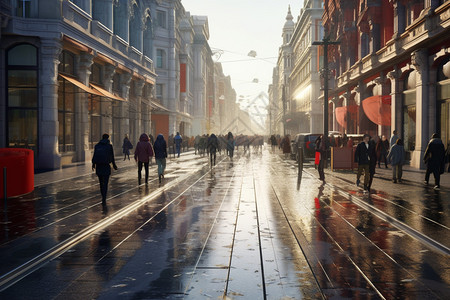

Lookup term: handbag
[315,152,320,165]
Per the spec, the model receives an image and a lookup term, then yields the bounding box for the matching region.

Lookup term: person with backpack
[92,133,117,207]
[207,133,220,166]
[134,133,154,185]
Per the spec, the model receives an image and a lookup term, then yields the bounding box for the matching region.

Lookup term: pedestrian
[387,139,405,183]
[281,134,291,160]
[174,132,182,158]
[423,133,446,190]
[315,135,326,181]
[122,134,133,160]
[153,134,167,183]
[227,132,235,159]
[92,133,117,207]
[446,144,450,172]
[134,133,154,185]
[355,134,371,191]
[376,135,389,168]
[270,135,278,152]
[390,130,399,148]
[367,138,377,191]
[207,133,220,166]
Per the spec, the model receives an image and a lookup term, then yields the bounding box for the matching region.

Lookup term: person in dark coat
[423,133,446,190]
[207,134,220,166]
[367,139,377,191]
[376,135,389,168]
[227,132,235,159]
[174,132,183,158]
[446,144,450,173]
[122,134,133,160]
[134,133,154,185]
[387,138,405,183]
[153,134,167,183]
[92,133,117,207]
[281,134,291,159]
[315,135,327,181]
[355,134,371,191]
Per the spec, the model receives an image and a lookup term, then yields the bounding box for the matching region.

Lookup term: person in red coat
[134,133,154,185]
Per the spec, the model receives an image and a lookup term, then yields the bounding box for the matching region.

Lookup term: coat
[153,134,168,159]
[208,134,220,152]
[423,138,445,172]
[354,141,371,165]
[92,139,116,176]
[122,137,133,154]
[134,133,154,163]
[387,144,405,166]
[281,137,291,154]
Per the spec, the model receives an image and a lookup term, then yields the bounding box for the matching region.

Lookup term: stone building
[323,0,450,168]
[269,2,324,136]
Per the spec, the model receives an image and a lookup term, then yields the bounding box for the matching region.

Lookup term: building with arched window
[321,0,450,169]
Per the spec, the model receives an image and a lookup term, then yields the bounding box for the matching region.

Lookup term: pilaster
[411,49,429,169]
[76,52,94,163]
[103,64,115,143]
[38,38,62,170]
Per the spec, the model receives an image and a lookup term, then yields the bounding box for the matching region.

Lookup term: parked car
[291,133,321,160]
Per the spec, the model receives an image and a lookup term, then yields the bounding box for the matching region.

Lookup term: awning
[90,83,126,101]
[59,74,103,96]
[150,100,170,112]
[362,95,391,126]
[335,105,358,128]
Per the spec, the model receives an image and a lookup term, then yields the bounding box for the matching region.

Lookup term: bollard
[297,147,303,173]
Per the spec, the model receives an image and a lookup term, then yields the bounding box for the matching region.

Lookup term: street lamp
[312,37,340,145]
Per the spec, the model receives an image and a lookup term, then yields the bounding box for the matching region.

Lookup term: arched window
[6,44,38,151]
[143,10,153,58]
[129,2,142,51]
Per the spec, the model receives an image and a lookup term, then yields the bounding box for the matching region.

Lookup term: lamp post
[312,37,340,145]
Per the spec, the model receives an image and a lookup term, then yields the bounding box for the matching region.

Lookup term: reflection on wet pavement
[0,150,449,299]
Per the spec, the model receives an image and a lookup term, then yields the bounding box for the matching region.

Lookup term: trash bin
[0,148,34,198]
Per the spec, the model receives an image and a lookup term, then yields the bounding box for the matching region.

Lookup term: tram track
[274,156,447,299]
[0,156,213,292]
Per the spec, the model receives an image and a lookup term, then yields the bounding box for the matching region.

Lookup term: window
[156,84,163,101]
[7,44,38,152]
[58,51,76,153]
[156,10,166,28]
[16,0,31,18]
[156,49,166,68]
[89,63,103,148]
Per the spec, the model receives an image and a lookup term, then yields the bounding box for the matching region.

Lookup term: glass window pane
[8,88,37,107]
[58,112,64,144]
[8,44,37,66]
[8,70,37,87]
[8,109,38,151]
[65,113,75,145]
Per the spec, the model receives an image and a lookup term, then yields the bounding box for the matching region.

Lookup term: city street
[0,147,449,299]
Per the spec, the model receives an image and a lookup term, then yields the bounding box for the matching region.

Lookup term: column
[120,73,132,139]
[388,68,402,136]
[135,79,145,136]
[103,64,115,143]
[411,49,429,169]
[76,52,94,163]
[38,38,62,170]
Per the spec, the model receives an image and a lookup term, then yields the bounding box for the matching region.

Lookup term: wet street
[0,148,449,299]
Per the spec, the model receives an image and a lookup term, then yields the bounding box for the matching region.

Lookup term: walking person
[92,133,117,207]
[387,139,405,183]
[227,132,235,160]
[315,135,327,181]
[376,135,389,168]
[355,134,371,192]
[134,133,154,185]
[367,138,377,191]
[122,134,133,160]
[390,130,399,148]
[208,133,220,166]
[423,133,446,190]
[153,134,167,183]
[281,134,291,160]
[174,132,183,158]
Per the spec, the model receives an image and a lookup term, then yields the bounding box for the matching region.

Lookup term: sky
[181,0,302,102]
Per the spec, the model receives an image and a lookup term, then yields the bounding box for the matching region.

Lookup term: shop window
[403,72,416,153]
[57,52,75,153]
[6,44,38,152]
[58,50,75,75]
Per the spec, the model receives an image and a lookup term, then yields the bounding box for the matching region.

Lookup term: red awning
[362,95,391,126]
[335,105,358,128]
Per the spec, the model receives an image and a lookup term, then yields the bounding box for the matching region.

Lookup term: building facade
[270,2,324,137]
[323,0,450,168]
